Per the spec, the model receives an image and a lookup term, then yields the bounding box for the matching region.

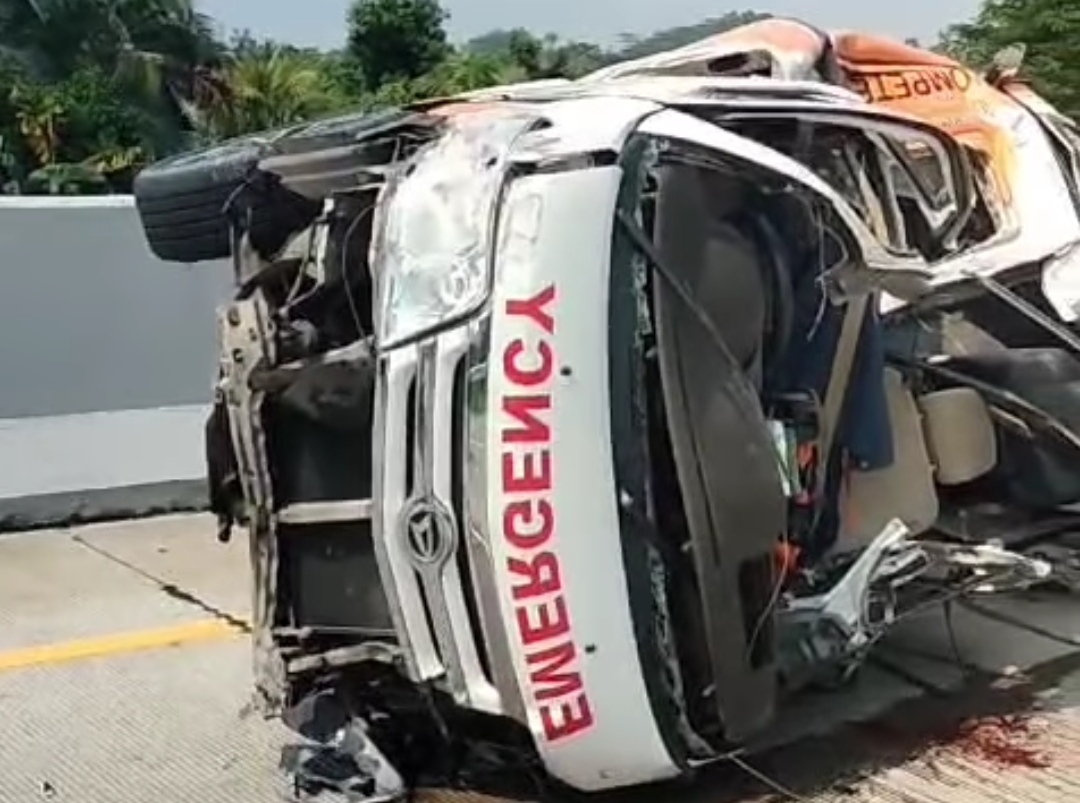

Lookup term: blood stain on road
[940,714,1052,769]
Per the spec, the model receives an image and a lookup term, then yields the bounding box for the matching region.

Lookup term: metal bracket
[216,291,288,712]
[781,518,1051,688]
[1026,541,1080,592]
[217,292,277,519]
[788,519,919,650]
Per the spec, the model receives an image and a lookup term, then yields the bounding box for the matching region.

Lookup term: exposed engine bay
[134,22,1080,803]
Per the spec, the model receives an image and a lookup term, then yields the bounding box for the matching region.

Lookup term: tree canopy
[940,0,1080,118]
[346,0,450,88]
[0,0,1076,195]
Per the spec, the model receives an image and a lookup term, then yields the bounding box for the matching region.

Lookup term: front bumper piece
[280,690,405,803]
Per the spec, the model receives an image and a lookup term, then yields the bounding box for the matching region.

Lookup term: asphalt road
[3,514,1080,803]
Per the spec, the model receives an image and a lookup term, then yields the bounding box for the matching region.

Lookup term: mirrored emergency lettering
[502,395,551,443]
[497,283,595,742]
[504,499,553,549]
[509,552,562,600]
[504,340,554,386]
[881,73,911,100]
[502,448,552,494]
[540,694,594,743]
[516,594,570,645]
[528,641,585,701]
[850,67,974,103]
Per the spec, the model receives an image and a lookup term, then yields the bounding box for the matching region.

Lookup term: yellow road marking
[0,619,246,673]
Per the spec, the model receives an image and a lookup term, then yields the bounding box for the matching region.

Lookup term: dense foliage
[0,0,1074,194]
[939,0,1080,118]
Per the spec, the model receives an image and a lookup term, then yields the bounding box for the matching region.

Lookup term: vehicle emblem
[401,498,456,569]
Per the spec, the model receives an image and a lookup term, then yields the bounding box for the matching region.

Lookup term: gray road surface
[3,515,1080,803]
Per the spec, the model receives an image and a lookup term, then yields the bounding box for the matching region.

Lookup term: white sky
[198,0,983,50]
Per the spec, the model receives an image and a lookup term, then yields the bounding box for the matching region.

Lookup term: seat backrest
[838,368,939,547]
[918,387,997,486]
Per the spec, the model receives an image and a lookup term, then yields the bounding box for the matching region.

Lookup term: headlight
[374,113,535,349]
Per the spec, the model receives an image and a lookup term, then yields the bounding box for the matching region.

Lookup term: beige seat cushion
[838,369,939,548]
[918,387,997,486]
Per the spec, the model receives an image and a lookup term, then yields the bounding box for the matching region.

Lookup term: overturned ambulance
[133,17,1080,801]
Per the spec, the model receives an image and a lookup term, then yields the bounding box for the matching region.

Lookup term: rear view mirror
[992,44,1026,74]
[987,43,1026,86]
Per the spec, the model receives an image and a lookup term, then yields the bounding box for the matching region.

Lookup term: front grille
[374,326,503,714]
[450,357,494,681]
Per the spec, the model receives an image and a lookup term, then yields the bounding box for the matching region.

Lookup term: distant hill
[468,11,773,64]
[466,29,524,56]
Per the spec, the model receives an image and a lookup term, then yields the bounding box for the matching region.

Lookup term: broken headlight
[373,113,535,349]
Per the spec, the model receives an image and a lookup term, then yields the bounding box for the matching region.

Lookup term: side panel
[484,166,680,789]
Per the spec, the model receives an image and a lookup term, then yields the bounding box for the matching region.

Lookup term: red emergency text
[497,284,595,743]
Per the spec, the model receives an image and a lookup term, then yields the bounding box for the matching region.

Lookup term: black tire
[133,108,430,265]
[259,110,435,199]
[134,136,321,264]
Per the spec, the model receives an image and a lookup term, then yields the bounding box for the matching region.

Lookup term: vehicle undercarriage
[133,35,1080,803]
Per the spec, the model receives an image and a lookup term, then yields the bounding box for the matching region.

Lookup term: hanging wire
[746,534,791,664]
[725,752,809,802]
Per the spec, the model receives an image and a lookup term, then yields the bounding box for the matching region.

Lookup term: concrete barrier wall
[0,196,232,529]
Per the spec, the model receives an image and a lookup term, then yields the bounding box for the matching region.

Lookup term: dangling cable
[725,752,809,802]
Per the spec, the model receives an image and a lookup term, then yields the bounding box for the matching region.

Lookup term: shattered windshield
[722,116,973,258]
[889,140,950,210]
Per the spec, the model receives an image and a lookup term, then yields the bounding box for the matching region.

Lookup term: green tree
[42,66,151,163]
[225,31,367,100]
[0,0,221,80]
[414,50,522,95]
[356,50,521,110]
[345,0,450,89]
[25,161,108,194]
[505,31,604,79]
[940,0,1080,117]
[1,0,225,155]
[467,28,606,80]
[6,65,151,192]
[195,49,351,140]
[0,0,225,192]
